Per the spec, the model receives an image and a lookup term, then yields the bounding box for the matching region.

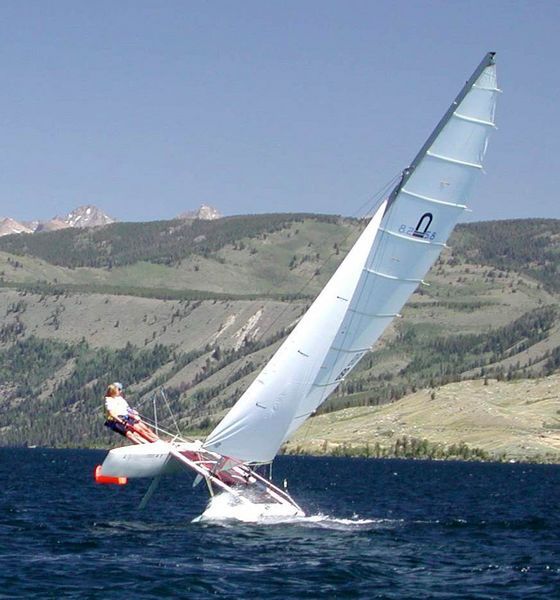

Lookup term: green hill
[0,215,559,460]
[0,213,341,270]
[452,219,560,291]
[286,375,560,462]
[0,215,356,297]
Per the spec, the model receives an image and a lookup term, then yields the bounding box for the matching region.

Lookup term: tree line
[0,213,341,269]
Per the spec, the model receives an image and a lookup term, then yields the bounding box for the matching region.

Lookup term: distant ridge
[0,217,33,236]
[21,219,40,232]
[177,204,222,221]
[1,205,116,237]
[35,218,69,233]
[1,204,224,238]
[53,205,116,229]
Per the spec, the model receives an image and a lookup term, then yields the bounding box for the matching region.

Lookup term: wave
[192,491,399,530]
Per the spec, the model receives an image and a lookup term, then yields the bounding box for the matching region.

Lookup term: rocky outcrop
[177,204,222,221]
[0,217,33,237]
[58,205,115,228]
[4,205,116,236]
[35,218,70,233]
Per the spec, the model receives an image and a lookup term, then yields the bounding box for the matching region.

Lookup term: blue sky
[0,1,558,223]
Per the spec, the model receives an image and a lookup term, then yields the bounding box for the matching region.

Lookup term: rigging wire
[159,388,182,436]
[134,387,182,435]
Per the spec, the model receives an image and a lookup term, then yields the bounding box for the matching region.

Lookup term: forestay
[204,52,499,464]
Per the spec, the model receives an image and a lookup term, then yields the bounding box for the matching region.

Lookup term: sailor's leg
[125,429,147,444]
[134,422,159,442]
[126,419,158,443]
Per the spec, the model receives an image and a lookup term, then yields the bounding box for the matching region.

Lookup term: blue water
[0,449,558,598]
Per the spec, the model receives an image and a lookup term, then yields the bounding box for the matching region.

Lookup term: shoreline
[5,444,559,465]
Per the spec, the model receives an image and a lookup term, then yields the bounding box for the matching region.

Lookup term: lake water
[0,449,558,598]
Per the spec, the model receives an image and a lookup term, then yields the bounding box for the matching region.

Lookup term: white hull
[193,492,305,523]
[97,436,305,518]
[100,440,194,478]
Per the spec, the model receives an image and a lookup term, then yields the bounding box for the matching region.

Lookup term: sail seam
[292,412,313,420]
[453,112,496,128]
[379,226,447,247]
[400,188,468,209]
[330,345,370,354]
[426,151,483,169]
[363,267,425,284]
[348,307,402,319]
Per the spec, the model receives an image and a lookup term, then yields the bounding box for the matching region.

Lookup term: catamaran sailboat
[96,52,499,519]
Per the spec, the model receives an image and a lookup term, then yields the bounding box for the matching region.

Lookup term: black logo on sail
[413,213,433,238]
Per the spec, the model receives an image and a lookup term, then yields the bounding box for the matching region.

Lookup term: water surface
[1,449,558,598]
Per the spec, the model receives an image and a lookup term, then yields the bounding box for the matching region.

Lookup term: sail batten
[426,151,483,169]
[363,268,426,284]
[453,112,496,127]
[400,188,468,210]
[330,345,371,354]
[204,53,499,463]
[473,84,501,92]
[379,227,448,246]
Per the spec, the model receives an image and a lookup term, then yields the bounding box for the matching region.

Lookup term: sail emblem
[398,218,437,241]
[413,212,434,238]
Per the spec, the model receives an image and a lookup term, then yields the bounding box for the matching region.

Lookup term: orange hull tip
[94,465,128,485]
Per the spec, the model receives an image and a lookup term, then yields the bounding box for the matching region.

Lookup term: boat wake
[293,514,397,531]
[192,491,300,524]
[192,492,395,530]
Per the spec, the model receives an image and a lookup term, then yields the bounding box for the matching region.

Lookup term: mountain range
[0,203,222,237]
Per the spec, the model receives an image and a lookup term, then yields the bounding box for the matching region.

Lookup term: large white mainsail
[204,52,499,464]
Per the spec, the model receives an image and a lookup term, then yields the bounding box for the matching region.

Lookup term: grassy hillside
[0,216,357,296]
[0,213,342,270]
[286,376,560,462]
[0,215,559,457]
[452,219,560,291]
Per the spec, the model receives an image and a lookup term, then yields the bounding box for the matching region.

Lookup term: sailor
[112,382,140,420]
[104,383,158,443]
[104,383,138,441]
